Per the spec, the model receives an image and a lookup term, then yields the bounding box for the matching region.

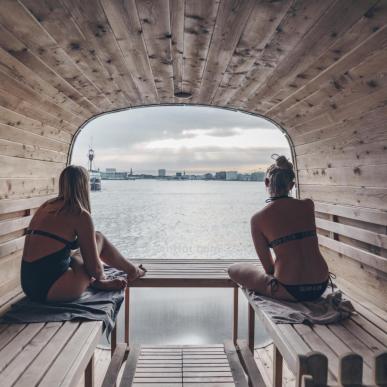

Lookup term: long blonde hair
[49,165,91,214]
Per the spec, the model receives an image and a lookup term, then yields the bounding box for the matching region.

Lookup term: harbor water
[92,180,271,346]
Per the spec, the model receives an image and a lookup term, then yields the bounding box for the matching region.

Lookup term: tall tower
[87,147,95,172]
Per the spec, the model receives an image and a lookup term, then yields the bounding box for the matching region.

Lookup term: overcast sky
[71,106,290,174]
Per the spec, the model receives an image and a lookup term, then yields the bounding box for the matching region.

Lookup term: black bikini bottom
[21,247,73,302]
[270,278,331,302]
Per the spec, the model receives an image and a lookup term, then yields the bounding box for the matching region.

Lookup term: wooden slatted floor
[78,343,295,387]
[132,344,236,386]
[129,259,259,288]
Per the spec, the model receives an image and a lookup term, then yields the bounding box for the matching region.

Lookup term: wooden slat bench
[102,341,265,387]
[0,320,102,387]
[244,288,387,387]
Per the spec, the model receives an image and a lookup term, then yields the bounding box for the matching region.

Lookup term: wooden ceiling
[0,0,385,137]
[1,0,387,313]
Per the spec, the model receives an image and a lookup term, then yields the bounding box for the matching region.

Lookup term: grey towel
[247,289,355,325]
[0,267,124,337]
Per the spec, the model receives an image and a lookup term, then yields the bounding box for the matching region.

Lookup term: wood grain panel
[169,0,184,101]
[197,0,254,104]
[0,0,111,111]
[259,0,382,114]
[212,0,292,107]
[100,0,158,104]
[0,0,385,310]
[182,0,220,99]
[0,178,57,200]
[21,0,130,109]
[231,0,335,109]
[300,184,387,210]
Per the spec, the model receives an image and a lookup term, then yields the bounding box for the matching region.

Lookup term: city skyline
[72,106,291,173]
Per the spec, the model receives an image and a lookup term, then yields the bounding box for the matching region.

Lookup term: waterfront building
[158,169,166,177]
[215,171,226,180]
[226,171,238,181]
[101,168,128,180]
[250,172,265,181]
[237,173,250,181]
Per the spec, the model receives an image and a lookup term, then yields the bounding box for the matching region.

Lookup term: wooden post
[273,345,283,387]
[233,287,239,344]
[85,354,94,387]
[125,287,130,345]
[301,375,314,387]
[339,353,363,386]
[375,351,387,386]
[111,324,117,357]
[297,352,328,387]
[248,303,255,354]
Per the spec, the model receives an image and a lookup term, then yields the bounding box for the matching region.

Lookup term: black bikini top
[26,229,79,250]
[268,230,317,248]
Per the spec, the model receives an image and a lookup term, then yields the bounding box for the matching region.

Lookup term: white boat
[90,171,102,191]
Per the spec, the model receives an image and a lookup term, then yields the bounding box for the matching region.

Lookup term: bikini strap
[269,229,317,248]
[26,229,76,248]
[328,272,336,293]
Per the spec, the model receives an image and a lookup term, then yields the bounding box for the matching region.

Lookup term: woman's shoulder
[297,197,314,208]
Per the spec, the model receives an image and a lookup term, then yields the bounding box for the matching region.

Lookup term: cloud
[72,106,290,173]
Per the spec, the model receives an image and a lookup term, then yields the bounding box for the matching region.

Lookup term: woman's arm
[251,215,275,275]
[75,211,105,280]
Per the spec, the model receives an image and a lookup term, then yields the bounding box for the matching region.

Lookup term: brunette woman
[21,165,145,303]
[228,155,330,301]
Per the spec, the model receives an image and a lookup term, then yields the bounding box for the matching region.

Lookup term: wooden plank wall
[0,0,386,310]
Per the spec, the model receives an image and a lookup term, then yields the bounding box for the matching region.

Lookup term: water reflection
[104,288,270,346]
[94,181,271,346]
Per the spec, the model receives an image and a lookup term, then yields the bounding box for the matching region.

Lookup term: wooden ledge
[128,258,259,288]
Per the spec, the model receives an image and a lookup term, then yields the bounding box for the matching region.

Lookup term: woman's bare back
[255,197,329,285]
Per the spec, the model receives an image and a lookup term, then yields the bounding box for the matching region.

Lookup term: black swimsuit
[21,229,78,302]
[266,196,331,301]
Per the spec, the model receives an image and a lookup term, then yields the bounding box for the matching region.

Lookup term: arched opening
[70,105,293,345]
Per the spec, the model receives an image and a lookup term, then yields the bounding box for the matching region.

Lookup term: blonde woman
[228,155,330,301]
[21,165,145,303]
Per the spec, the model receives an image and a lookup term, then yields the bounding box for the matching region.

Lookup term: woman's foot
[127,265,147,282]
[91,277,127,291]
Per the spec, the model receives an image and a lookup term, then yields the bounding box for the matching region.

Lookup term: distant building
[250,171,265,181]
[215,171,226,180]
[226,171,238,181]
[158,169,166,177]
[100,168,128,180]
[176,172,182,178]
[237,173,250,181]
[204,173,213,180]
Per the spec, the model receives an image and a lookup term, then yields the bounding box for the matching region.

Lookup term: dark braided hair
[266,154,295,196]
